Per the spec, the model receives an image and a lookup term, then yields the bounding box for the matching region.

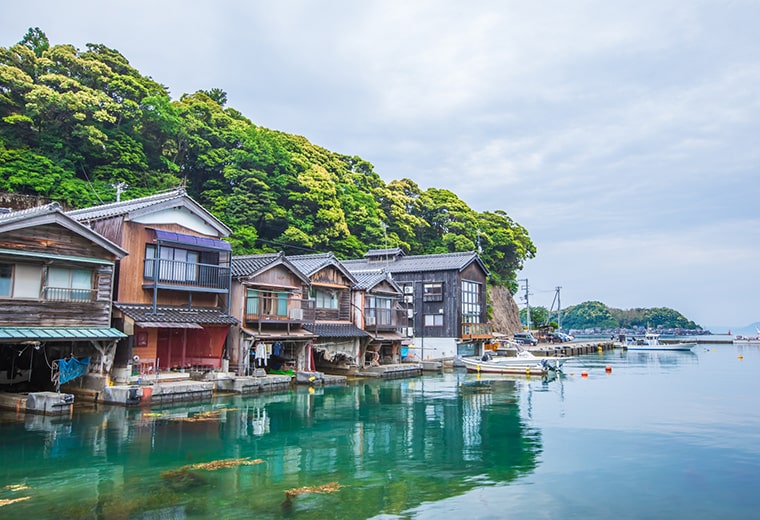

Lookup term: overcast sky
[3,1,759,329]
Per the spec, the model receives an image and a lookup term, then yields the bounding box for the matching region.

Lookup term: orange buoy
[605,365,612,373]
[581,371,588,378]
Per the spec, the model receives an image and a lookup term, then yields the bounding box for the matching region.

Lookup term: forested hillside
[0,28,535,289]
[521,300,701,330]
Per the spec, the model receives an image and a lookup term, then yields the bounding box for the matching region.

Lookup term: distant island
[520,300,701,332]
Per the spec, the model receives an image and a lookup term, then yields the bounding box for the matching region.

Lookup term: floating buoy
[605,365,612,373]
[738,355,744,360]
[581,371,588,378]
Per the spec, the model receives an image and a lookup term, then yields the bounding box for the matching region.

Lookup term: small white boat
[459,347,568,375]
[626,333,696,351]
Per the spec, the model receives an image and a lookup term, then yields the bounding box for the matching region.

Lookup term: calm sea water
[1,343,759,519]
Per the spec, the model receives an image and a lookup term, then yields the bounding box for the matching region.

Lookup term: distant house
[229,252,315,375]
[68,189,238,380]
[0,203,127,391]
[287,253,370,374]
[343,249,491,360]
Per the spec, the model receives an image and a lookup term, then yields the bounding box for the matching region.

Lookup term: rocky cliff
[488,284,522,334]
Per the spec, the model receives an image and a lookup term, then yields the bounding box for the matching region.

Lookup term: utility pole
[519,278,531,330]
[556,286,562,330]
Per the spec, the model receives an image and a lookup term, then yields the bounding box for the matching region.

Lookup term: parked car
[513,332,538,346]
[555,332,574,342]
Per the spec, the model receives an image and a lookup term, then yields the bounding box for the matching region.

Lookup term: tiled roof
[343,251,487,275]
[348,269,401,293]
[114,303,238,326]
[303,323,370,338]
[287,253,358,284]
[67,188,187,221]
[231,253,282,278]
[286,253,337,276]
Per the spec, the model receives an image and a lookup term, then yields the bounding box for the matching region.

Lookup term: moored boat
[626,333,696,351]
[458,347,568,375]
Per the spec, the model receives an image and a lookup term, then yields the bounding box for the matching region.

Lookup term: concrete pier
[0,391,75,415]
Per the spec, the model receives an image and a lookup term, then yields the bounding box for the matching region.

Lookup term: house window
[461,280,482,323]
[0,263,11,297]
[424,313,443,327]
[144,244,199,282]
[423,282,443,301]
[366,296,393,325]
[0,262,42,299]
[45,267,93,301]
[311,287,338,309]
[246,289,288,318]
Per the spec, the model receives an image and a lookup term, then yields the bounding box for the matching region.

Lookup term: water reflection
[0,373,547,519]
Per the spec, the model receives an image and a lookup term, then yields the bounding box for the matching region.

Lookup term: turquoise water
[1,343,759,519]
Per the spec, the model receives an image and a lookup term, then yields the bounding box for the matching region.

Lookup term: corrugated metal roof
[343,251,487,275]
[114,303,239,326]
[0,327,126,341]
[66,189,186,221]
[0,203,61,223]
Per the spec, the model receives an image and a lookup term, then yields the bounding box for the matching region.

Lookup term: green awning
[0,327,126,342]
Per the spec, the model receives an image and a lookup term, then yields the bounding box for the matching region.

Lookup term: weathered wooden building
[343,249,492,360]
[67,189,238,380]
[287,253,370,374]
[0,203,127,391]
[347,268,408,367]
[229,252,315,375]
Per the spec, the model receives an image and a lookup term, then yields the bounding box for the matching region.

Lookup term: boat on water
[625,332,696,351]
[458,346,569,375]
[733,329,760,345]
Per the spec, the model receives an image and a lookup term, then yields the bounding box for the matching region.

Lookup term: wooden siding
[0,298,113,328]
[115,222,227,307]
[0,224,119,262]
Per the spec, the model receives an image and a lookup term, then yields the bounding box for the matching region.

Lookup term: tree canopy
[559,301,700,330]
[0,28,535,290]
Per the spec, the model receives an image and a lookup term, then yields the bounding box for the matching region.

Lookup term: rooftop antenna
[111,181,129,202]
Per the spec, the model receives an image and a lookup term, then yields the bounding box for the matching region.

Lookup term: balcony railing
[460,322,493,340]
[42,286,96,303]
[144,258,230,292]
[364,307,408,330]
[245,296,315,324]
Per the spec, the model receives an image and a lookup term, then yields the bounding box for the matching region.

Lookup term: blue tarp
[58,357,90,385]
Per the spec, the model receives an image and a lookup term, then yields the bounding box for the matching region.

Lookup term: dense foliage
[0,28,535,289]
[557,301,700,330]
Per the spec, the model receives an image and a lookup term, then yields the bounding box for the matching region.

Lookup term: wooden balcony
[143,258,230,293]
[244,296,315,324]
[364,307,409,332]
[460,322,493,340]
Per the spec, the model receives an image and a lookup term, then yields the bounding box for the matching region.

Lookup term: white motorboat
[626,333,696,351]
[459,347,568,375]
